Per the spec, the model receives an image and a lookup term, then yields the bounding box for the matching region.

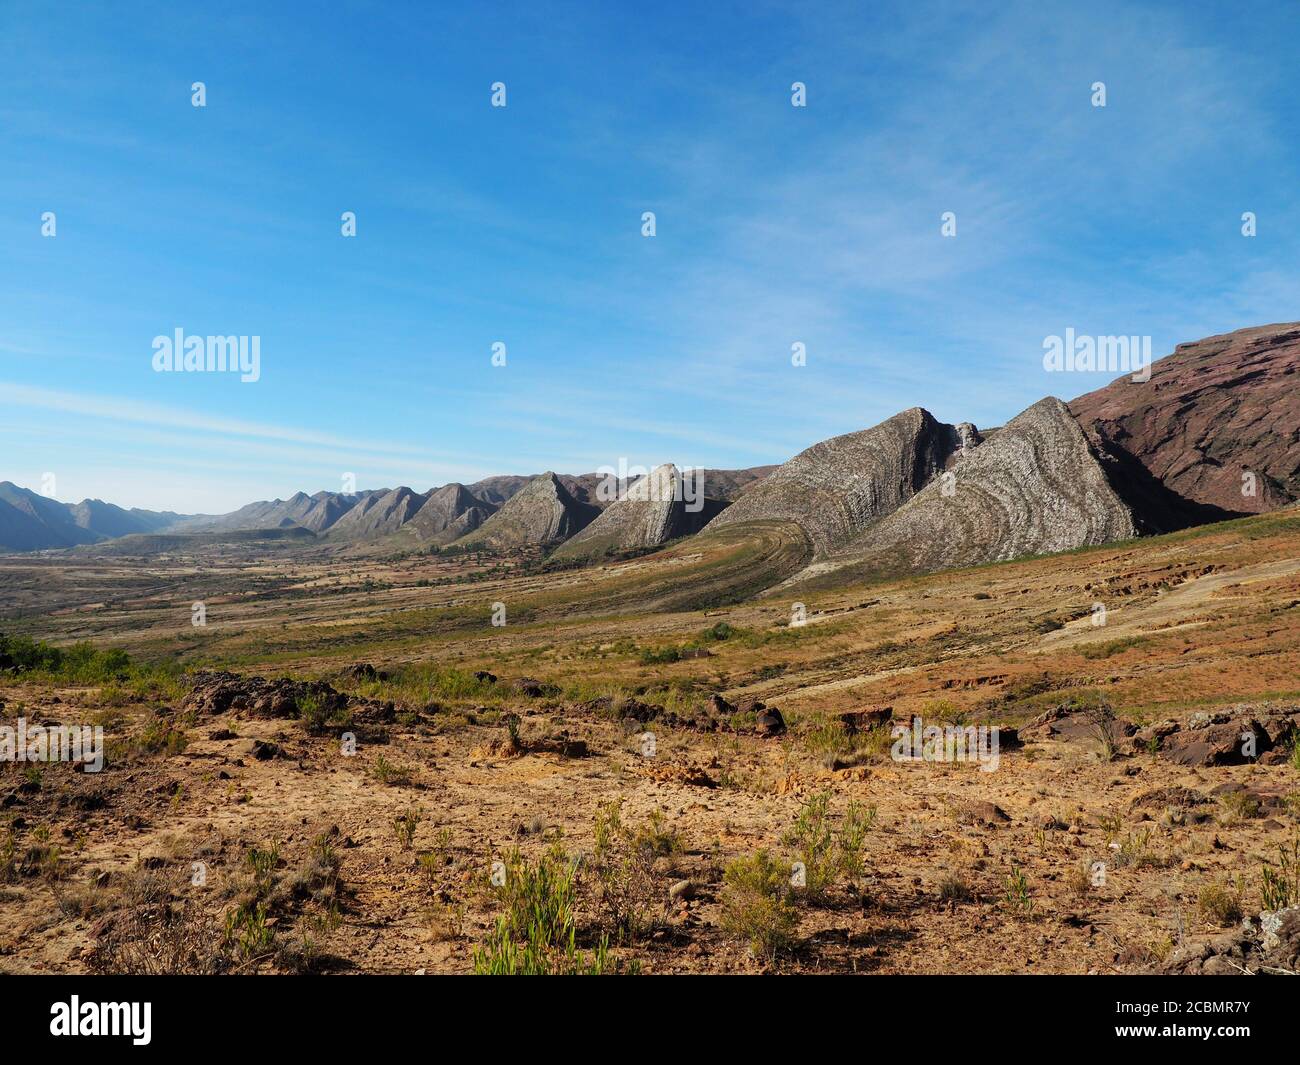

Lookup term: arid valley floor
[3,507,1299,975]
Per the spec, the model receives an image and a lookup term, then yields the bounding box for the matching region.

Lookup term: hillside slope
[553,464,728,559]
[703,408,979,555]
[453,472,599,549]
[1069,322,1300,528]
[792,397,1139,589]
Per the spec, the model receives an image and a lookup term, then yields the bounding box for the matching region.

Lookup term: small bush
[782,791,875,902]
[1066,860,1094,898]
[591,800,663,942]
[639,646,682,665]
[1078,637,1147,660]
[0,633,147,685]
[392,805,421,850]
[720,850,799,963]
[1004,866,1033,916]
[472,845,608,975]
[700,621,737,642]
[1260,836,1300,911]
[1084,698,1122,762]
[937,872,970,903]
[371,752,411,786]
[1217,791,1261,825]
[1197,881,1243,927]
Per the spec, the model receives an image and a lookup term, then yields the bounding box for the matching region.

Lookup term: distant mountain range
[0,482,184,552]
[3,324,1296,590]
[0,462,773,554]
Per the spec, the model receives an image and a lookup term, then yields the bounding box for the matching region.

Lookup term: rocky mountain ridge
[4,325,1296,588]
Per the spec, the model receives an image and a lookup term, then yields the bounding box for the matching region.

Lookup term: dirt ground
[2,510,1299,974]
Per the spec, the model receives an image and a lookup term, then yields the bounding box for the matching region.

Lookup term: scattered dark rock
[1159,717,1270,766]
[343,662,386,681]
[1159,906,1300,974]
[991,725,1022,750]
[580,695,712,732]
[1129,786,1209,811]
[474,671,497,684]
[1018,702,1135,747]
[957,800,1010,825]
[755,707,787,736]
[1131,719,1181,750]
[530,731,590,758]
[839,707,893,734]
[246,739,282,761]
[709,693,736,715]
[183,670,394,735]
[65,789,109,812]
[512,677,557,698]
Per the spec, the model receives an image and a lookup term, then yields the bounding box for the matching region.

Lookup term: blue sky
[2,0,1298,512]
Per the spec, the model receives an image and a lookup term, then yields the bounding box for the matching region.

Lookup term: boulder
[840,707,893,734]
[1159,718,1270,766]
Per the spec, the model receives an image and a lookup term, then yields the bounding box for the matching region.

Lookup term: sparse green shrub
[1066,860,1094,898]
[1085,698,1122,761]
[1114,827,1162,869]
[392,805,421,850]
[246,841,280,890]
[1217,791,1261,825]
[371,752,411,786]
[1004,866,1033,915]
[838,801,876,891]
[472,846,608,975]
[135,716,190,756]
[720,849,799,963]
[225,900,274,958]
[782,791,875,902]
[639,646,682,665]
[1197,881,1243,927]
[1078,637,1147,660]
[630,808,682,858]
[591,800,662,941]
[1261,836,1300,911]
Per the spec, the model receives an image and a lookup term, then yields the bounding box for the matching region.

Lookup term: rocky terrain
[4,325,1298,603]
[453,472,600,550]
[171,490,370,536]
[1070,323,1300,523]
[468,467,774,510]
[705,408,978,556]
[553,464,728,560]
[322,487,429,541]
[395,484,498,546]
[467,473,605,509]
[794,398,1141,589]
[0,466,776,555]
[3,500,1299,976]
